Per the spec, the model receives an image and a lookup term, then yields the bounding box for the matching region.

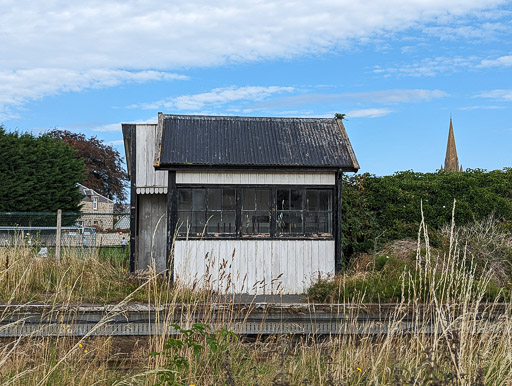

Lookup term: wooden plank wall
[174,240,334,295]
[137,194,167,272]
[176,172,335,185]
[135,124,168,194]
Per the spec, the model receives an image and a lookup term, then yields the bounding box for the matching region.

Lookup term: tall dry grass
[0,207,510,384]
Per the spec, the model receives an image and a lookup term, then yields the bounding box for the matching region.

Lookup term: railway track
[0,303,508,337]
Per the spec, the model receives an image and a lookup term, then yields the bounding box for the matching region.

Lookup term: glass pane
[242,211,270,234]
[192,189,206,210]
[208,189,222,210]
[191,211,205,234]
[318,212,332,233]
[277,189,289,210]
[242,189,255,210]
[319,190,332,211]
[178,189,192,210]
[277,211,303,234]
[223,189,236,210]
[222,211,236,234]
[305,211,332,234]
[206,212,222,233]
[255,190,270,210]
[290,190,303,210]
[178,211,191,232]
[306,190,320,211]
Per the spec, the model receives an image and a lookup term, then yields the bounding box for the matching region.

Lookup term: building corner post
[129,125,137,273]
[334,169,343,274]
[167,171,178,282]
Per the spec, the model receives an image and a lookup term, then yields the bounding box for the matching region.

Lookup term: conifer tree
[0,127,85,212]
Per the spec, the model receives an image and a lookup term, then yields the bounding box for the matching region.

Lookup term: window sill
[176,235,334,241]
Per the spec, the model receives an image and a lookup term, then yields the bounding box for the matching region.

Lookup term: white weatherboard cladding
[135,124,168,194]
[176,172,335,185]
[173,240,334,294]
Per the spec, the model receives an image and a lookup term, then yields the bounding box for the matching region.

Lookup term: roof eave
[336,119,360,172]
[154,164,358,173]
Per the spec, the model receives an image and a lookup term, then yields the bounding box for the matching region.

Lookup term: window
[176,186,333,238]
[178,188,205,234]
[178,188,236,235]
[242,188,270,235]
[93,196,98,210]
[206,188,236,234]
[277,189,303,235]
[305,190,332,235]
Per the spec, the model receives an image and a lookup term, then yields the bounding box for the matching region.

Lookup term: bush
[342,169,512,261]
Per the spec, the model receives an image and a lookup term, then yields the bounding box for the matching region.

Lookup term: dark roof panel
[155,115,359,171]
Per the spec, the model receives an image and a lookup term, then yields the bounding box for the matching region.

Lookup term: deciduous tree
[48,130,128,204]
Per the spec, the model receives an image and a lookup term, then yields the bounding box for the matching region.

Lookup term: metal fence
[0,212,130,249]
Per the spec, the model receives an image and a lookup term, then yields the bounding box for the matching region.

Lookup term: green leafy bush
[342,169,512,261]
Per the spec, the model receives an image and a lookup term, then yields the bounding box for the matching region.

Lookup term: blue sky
[1,0,511,175]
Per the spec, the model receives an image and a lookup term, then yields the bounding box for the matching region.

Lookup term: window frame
[175,184,334,240]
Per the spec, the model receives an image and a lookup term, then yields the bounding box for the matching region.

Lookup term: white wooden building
[123,114,359,294]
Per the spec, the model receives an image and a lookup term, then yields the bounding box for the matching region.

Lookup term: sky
[1,0,511,176]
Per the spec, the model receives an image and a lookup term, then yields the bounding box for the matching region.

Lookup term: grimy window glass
[177,188,236,235]
[178,188,206,235]
[207,188,236,234]
[277,189,304,235]
[177,186,333,238]
[305,189,333,235]
[242,188,270,235]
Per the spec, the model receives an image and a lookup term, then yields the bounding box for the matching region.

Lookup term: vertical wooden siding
[137,194,167,272]
[135,124,168,194]
[174,240,334,294]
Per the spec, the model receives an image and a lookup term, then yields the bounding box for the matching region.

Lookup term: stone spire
[443,118,461,172]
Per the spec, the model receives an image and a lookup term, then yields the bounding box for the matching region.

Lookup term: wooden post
[56,209,62,261]
[166,171,177,281]
[334,170,343,274]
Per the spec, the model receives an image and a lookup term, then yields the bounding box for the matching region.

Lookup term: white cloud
[474,89,512,101]
[252,89,447,109]
[373,56,478,77]
[478,54,512,68]
[0,0,507,116]
[343,89,448,103]
[3,1,504,70]
[458,105,504,110]
[130,86,296,111]
[0,0,506,119]
[347,108,394,118]
[0,69,187,120]
[423,22,509,41]
[91,118,157,132]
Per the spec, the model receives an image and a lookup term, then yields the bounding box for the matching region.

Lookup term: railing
[0,211,130,251]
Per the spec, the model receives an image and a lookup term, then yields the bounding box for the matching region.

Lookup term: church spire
[444,117,461,172]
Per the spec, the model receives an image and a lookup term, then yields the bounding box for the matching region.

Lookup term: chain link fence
[0,212,130,251]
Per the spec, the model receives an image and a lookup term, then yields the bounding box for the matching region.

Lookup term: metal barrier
[0,211,129,248]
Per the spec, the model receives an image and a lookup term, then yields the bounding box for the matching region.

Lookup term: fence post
[56,209,62,261]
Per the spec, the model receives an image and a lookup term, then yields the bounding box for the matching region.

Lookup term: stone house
[77,183,114,229]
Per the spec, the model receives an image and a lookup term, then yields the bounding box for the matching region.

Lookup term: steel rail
[0,303,508,337]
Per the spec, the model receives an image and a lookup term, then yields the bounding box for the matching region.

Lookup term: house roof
[77,183,114,203]
[154,114,359,172]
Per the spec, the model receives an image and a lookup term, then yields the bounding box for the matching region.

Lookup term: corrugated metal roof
[155,114,359,171]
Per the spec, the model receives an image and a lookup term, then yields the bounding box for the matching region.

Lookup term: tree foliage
[48,130,128,204]
[342,169,512,260]
[0,127,85,212]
